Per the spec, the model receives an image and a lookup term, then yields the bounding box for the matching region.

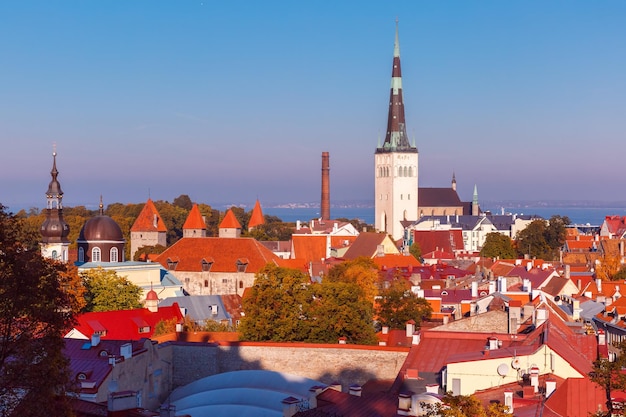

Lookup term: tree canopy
[480,232,516,259]
[239,264,377,344]
[0,205,81,416]
[515,215,570,261]
[590,340,626,416]
[80,267,143,312]
[423,392,510,416]
[409,242,422,260]
[325,257,381,306]
[376,280,432,330]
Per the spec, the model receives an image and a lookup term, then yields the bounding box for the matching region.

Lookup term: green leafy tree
[154,200,188,244]
[409,242,422,260]
[590,340,626,417]
[306,281,377,344]
[376,280,432,330]
[544,215,570,251]
[480,232,516,259]
[240,264,378,344]
[613,267,626,281]
[0,205,80,416]
[81,267,143,312]
[515,219,551,259]
[239,264,311,342]
[173,194,193,210]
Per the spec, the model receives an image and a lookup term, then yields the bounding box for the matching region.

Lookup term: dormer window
[236,258,249,273]
[99,350,108,357]
[77,373,87,381]
[201,257,214,272]
[167,257,179,270]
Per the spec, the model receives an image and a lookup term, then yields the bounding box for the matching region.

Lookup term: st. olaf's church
[375,22,478,241]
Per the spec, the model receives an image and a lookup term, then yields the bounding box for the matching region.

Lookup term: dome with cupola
[77,197,125,263]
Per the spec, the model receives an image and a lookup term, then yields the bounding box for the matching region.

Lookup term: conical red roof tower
[248,199,265,231]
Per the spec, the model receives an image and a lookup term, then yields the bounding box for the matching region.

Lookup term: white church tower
[375,21,418,241]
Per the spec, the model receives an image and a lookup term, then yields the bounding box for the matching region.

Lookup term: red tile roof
[219,209,242,229]
[130,199,167,232]
[68,304,184,340]
[413,229,464,254]
[182,203,206,230]
[371,254,421,269]
[154,237,280,273]
[291,235,327,263]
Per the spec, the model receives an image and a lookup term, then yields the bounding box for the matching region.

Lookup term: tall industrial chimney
[321,152,330,220]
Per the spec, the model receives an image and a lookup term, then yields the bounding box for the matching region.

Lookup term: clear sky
[1,1,625,211]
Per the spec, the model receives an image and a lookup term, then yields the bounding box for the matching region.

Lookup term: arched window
[51,250,58,260]
[78,247,84,263]
[92,247,101,262]
[408,167,413,177]
[239,280,244,289]
[110,247,118,262]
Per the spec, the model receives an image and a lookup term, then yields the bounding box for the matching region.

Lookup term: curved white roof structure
[168,370,324,417]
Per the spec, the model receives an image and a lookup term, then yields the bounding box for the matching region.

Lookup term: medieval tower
[374,22,418,241]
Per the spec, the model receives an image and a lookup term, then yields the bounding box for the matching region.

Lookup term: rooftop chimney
[321,152,330,220]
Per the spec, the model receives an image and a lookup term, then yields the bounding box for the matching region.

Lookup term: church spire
[41,147,70,261]
[379,19,415,152]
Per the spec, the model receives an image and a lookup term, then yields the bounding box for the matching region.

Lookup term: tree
[172,194,193,210]
[614,266,626,282]
[0,205,81,416]
[81,267,143,312]
[515,219,551,259]
[422,392,510,417]
[239,264,378,344]
[239,264,311,342]
[326,257,381,306]
[306,281,377,345]
[589,340,626,416]
[544,215,570,251]
[480,232,516,259]
[376,280,432,330]
[409,242,422,260]
[596,253,622,281]
[133,244,167,261]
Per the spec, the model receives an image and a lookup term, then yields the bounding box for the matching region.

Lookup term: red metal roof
[69,304,184,340]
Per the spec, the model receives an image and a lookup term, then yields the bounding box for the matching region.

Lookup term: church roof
[219,209,242,229]
[418,187,463,207]
[130,199,167,232]
[248,199,265,229]
[183,203,206,230]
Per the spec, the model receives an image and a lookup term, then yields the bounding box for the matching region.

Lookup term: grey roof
[414,215,487,231]
[160,295,231,325]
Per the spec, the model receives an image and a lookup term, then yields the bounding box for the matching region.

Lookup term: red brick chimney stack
[321,152,330,220]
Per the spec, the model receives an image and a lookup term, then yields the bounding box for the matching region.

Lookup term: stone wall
[164,342,408,391]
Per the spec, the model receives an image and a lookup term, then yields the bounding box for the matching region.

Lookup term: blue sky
[1,1,625,211]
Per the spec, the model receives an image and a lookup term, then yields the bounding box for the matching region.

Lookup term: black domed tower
[40,149,71,262]
[77,196,126,263]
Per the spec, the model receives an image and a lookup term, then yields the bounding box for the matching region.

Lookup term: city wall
[160,341,409,391]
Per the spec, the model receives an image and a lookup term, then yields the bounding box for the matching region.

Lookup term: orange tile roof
[182,203,206,230]
[154,237,280,273]
[371,254,421,269]
[291,235,327,263]
[130,198,167,232]
[219,209,242,229]
[330,235,358,248]
[343,232,388,259]
[248,199,265,229]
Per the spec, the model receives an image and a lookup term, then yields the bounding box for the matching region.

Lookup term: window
[236,259,248,273]
[138,326,150,334]
[51,250,58,259]
[92,247,101,262]
[99,350,108,357]
[78,247,84,262]
[239,280,244,289]
[204,280,208,287]
[201,258,214,272]
[222,278,229,284]
[110,247,118,262]
[167,258,179,270]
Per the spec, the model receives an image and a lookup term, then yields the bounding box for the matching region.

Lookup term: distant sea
[264,205,626,227]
